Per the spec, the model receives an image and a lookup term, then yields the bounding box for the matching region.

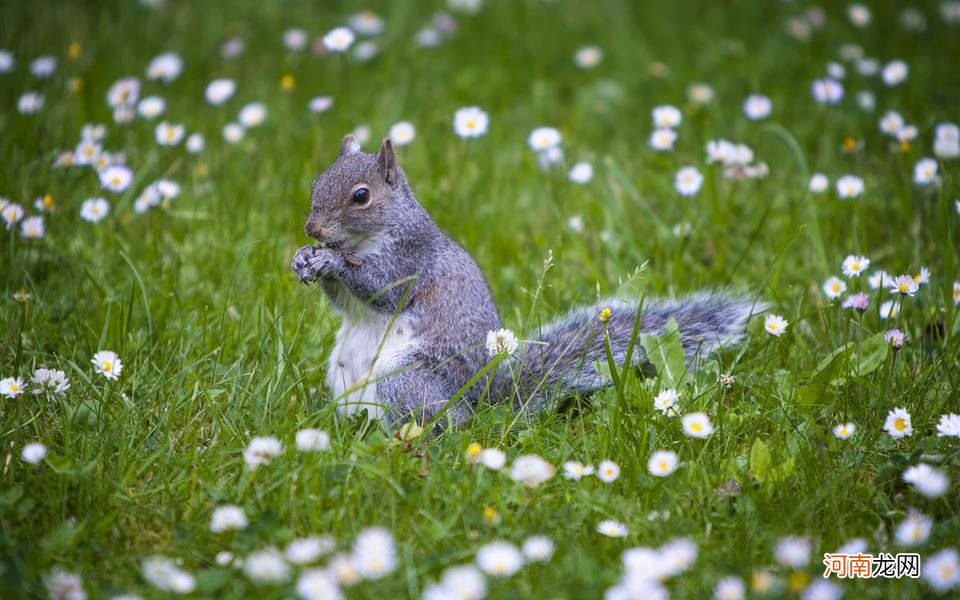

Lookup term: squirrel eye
[352,187,370,205]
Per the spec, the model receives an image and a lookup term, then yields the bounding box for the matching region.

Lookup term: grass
[2,0,959,597]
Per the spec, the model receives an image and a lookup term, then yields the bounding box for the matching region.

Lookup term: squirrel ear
[376,138,398,186]
[339,133,361,156]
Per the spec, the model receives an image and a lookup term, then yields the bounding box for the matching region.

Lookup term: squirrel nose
[305,221,325,239]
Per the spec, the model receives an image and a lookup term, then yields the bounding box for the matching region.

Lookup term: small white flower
[388,121,415,146]
[80,198,110,223]
[848,4,872,27]
[142,557,196,594]
[563,460,594,480]
[243,548,290,584]
[2,202,24,228]
[882,59,909,86]
[286,536,335,565]
[522,536,554,562]
[296,569,342,600]
[283,28,309,51]
[856,90,875,111]
[21,442,47,464]
[106,77,141,109]
[841,255,870,277]
[92,350,123,380]
[44,568,85,600]
[352,527,397,579]
[210,504,248,533]
[648,128,677,151]
[146,52,183,83]
[528,127,562,152]
[223,123,245,143]
[923,548,960,593]
[0,376,25,398]
[681,412,714,438]
[660,539,698,576]
[652,105,682,128]
[597,519,628,538]
[485,328,518,357]
[822,276,847,299]
[568,161,593,184]
[99,165,134,193]
[205,79,236,105]
[743,94,772,120]
[913,157,939,186]
[811,78,843,104]
[20,216,44,239]
[567,215,584,233]
[508,454,555,487]
[30,56,56,78]
[774,536,811,568]
[836,174,864,199]
[244,436,283,469]
[0,49,14,73]
[476,541,523,577]
[764,314,788,336]
[31,368,70,395]
[653,388,680,415]
[17,92,44,114]
[879,299,900,320]
[155,121,185,146]
[573,45,603,69]
[884,407,913,438]
[936,413,960,438]
[897,125,918,143]
[880,111,904,136]
[597,459,620,483]
[903,463,949,498]
[889,274,919,296]
[895,511,932,546]
[323,27,355,53]
[675,166,703,196]
[648,450,679,477]
[215,551,234,566]
[349,10,386,36]
[868,269,891,290]
[239,102,268,128]
[186,133,204,154]
[137,96,166,119]
[296,428,330,452]
[832,422,856,439]
[479,448,506,470]
[309,96,334,114]
[714,576,745,600]
[688,82,715,105]
[453,106,489,138]
[808,173,829,193]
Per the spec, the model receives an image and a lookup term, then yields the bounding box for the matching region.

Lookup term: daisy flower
[687,82,715,104]
[882,59,908,86]
[743,94,772,120]
[648,128,677,151]
[243,548,290,584]
[573,45,603,69]
[528,127,561,152]
[832,422,856,439]
[239,103,267,128]
[597,520,628,538]
[884,407,913,438]
[913,158,938,186]
[848,4,871,27]
[835,175,864,198]
[895,510,932,546]
[156,121,185,145]
[508,454,554,487]
[296,569,341,600]
[923,549,960,593]
[764,314,788,336]
[884,329,908,349]
[142,556,196,593]
[428,566,486,600]
[856,90,876,111]
[568,161,593,184]
[0,49,14,73]
[21,442,47,464]
[106,77,140,108]
[205,79,236,105]
[17,92,44,114]
[868,269,891,289]
[137,96,166,119]
[453,106,489,138]
[223,123,245,143]
[210,504,248,533]
[563,461,594,480]
[99,165,133,193]
[681,412,714,438]
[353,527,397,579]
[20,216,44,239]
[889,274,919,296]
[388,121,415,146]
[841,255,870,277]
[936,413,960,437]
[811,79,843,104]
[675,166,703,196]
[774,536,811,568]
[476,541,523,577]
[30,56,56,78]
[597,459,620,483]
[903,464,949,498]
[485,328,518,357]
[822,276,847,299]
[879,300,900,320]
[714,576,745,600]
[186,133,204,153]
[31,368,70,395]
[349,10,386,36]
[808,173,829,193]
[244,436,282,469]
[653,388,680,415]
[286,536,335,565]
[146,52,183,83]
[323,27,355,53]
[522,536,554,562]
[879,111,904,136]
[44,569,85,600]
[648,450,679,477]
[282,28,308,51]
[295,428,330,452]
[652,105,682,128]
[309,96,334,114]
[2,202,24,228]
[842,293,869,312]
[0,376,25,398]
[80,197,110,223]
[479,448,506,470]
[92,350,123,380]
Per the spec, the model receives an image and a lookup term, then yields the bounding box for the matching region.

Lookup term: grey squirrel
[291,135,761,427]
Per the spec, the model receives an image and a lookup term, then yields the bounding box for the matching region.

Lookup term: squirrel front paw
[292,245,340,283]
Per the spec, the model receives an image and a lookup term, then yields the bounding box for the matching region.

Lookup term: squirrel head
[304,134,408,250]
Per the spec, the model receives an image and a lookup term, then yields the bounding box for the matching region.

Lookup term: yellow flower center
[281,74,295,91]
[10,384,18,391]
[895,418,907,431]
[465,118,476,130]
[69,42,81,59]
[691,423,702,432]
[101,361,112,372]
[659,461,669,471]
[788,570,810,592]
[466,442,482,458]
[851,262,860,270]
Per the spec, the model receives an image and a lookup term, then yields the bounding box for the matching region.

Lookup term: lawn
[1,0,959,598]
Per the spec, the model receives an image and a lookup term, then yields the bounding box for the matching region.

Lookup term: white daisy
[822,276,846,299]
[903,463,949,498]
[675,166,703,196]
[936,413,960,437]
[295,428,330,452]
[648,450,679,477]
[239,102,267,128]
[210,504,248,533]
[808,173,829,193]
[895,511,932,546]
[913,158,938,186]
[243,548,290,584]
[205,79,236,105]
[832,422,856,439]
[21,442,47,464]
[453,106,489,139]
[323,27,355,53]
[528,127,561,152]
[20,216,44,239]
[476,541,523,577]
[137,96,166,119]
[31,368,70,395]
[243,436,282,469]
[648,128,677,151]
[681,412,714,438]
[568,161,593,184]
[223,123,245,143]
[352,527,397,579]
[186,133,204,153]
[882,59,909,86]
[923,548,960,593]
[99,165,134,193]
[836,175,864,198]
[522,536,554,562]
[388,121,415,146]
[508,454,555,487]
[743,94,772,120]
[80,198,110,223]
[155,121,185,145]
[841,255,870,277]
[563,460,594,480]
[597,519,628,538]
[597,459,620,483]
[146,52,183,83]
[764,314,788,336]
[652,105,682,128]
[884,407,913,438]
[573,45,603,69]
[92,350,123,380]
[309,97,334,114]
[17,92,44,114]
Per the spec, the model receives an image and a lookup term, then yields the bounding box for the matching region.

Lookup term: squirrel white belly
[292,134,762,428]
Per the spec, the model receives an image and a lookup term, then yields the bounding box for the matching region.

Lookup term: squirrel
[291,134,762,428]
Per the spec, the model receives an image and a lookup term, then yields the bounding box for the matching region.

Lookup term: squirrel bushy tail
[493,292,762,412]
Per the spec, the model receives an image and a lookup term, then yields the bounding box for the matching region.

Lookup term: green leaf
[639,318,687,389]
[771,458,796,482]
[750,439,772,482]
[794,342,853,404]
[850,333,889,378]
